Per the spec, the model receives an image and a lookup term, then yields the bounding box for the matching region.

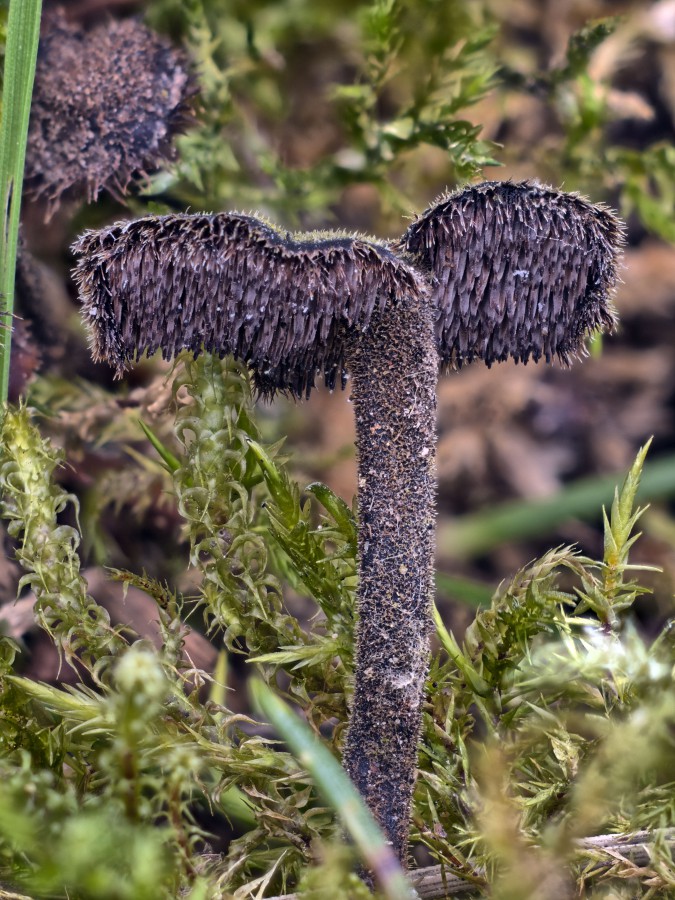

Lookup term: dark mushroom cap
[398,180,623,368]
[25,11,195,218]
[72,212,427,398]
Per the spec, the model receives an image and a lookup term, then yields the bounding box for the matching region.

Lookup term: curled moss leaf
[171,356,291,648]
[0,406,126,671]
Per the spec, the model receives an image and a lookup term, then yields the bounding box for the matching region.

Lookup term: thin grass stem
[0,0,42,404]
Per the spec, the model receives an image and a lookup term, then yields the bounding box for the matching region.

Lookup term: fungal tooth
[72,211,426,399]
[398,180,623,370]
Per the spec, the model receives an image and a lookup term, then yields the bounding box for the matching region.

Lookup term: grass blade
[249,679,418,900]
[0,0,42,404]
[439,451,675,558]
[436,571,493,608]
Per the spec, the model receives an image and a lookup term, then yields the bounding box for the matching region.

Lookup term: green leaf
[433,599,491,695]
[439,451,675,558]
[249,679,417,900]
[0,0,42,403]
[306,481,357,549]
[137,419,181,473]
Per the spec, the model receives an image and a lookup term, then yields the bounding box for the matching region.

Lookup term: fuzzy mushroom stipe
[72,181,623,869]
[343,293,438,863]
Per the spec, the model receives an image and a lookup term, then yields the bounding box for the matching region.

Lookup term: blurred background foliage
[1,0,675,897]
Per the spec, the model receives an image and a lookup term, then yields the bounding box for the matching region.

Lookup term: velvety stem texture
[344,291,439,864]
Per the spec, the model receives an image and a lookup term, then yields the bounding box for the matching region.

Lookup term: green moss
[1,0,675,895]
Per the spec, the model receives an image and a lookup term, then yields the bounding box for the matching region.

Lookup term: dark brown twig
[262,830,675,900]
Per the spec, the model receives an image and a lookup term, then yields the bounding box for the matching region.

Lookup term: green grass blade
[436,571,493,608]
[439,452,675,559]
[0,0,42,404]
[249,679,418,900]
[432,600,490,695]
[137,418,181,472]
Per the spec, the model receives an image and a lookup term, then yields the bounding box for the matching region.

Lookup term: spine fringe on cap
[72,213,426,399]
[398,180,623,369]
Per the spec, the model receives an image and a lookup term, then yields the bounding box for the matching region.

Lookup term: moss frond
[0,405,126,673]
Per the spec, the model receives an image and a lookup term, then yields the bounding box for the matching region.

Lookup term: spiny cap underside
[72,213,425,398]
[25,11,195,218]
[399,180,623,368]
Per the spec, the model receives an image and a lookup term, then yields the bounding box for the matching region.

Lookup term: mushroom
[345,180,621,862]
[25,10,195,219]
[72,181,623,867]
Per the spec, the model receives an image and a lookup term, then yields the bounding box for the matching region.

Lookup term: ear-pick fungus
[25,11,195,218]
[73,181,623,868]
[399,180,621,368]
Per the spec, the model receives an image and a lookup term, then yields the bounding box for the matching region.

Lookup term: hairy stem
[344,292,438,864]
